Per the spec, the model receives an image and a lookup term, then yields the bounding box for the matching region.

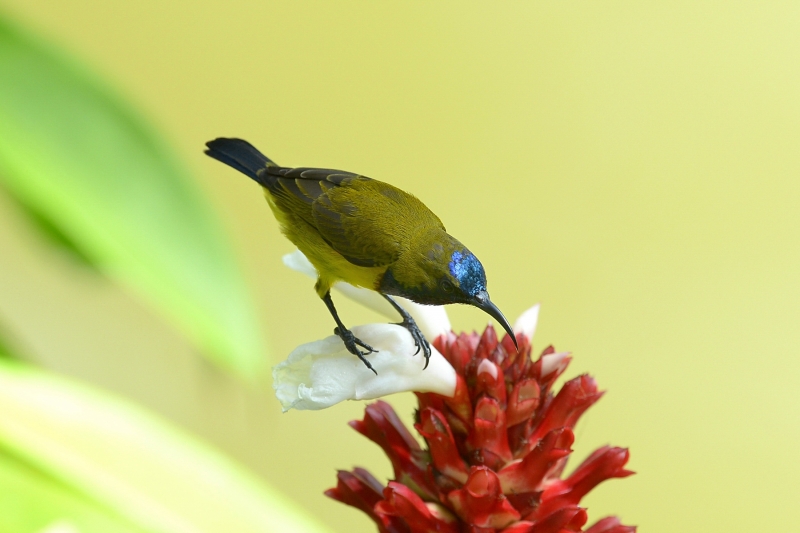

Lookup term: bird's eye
[441,280,454,293]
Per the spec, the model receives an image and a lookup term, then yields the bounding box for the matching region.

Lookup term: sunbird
[205,138,517,373]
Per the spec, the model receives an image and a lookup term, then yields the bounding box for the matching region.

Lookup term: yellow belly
[265,192,387,297]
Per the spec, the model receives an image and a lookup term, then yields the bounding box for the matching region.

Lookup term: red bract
[327,326,636,532]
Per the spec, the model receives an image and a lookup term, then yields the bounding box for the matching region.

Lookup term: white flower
[513,303,540,340]
[273,323,456,411]
[274,249,542,412]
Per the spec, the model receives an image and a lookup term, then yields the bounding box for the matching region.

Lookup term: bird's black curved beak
[471,290,518,350]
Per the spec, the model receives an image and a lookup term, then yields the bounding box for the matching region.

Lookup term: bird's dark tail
[204,138,277,186]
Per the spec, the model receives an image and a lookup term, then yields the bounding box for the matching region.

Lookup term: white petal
[477,359,498,380]
[281,249,318,277]
[540,351,570,377]
[282,250,451,339]
[513,303,540,340]
[272,324,456,411]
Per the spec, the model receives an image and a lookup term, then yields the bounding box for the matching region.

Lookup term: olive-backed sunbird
[205,138,517,373]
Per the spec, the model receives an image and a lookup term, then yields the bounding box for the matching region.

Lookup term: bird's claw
[395,317,431,369]
[334,327,378,375]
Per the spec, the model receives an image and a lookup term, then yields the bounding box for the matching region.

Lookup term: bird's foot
[395,316,431,369]
[334,327,379,375]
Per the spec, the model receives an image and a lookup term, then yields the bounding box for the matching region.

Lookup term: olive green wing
[261,167,403,267]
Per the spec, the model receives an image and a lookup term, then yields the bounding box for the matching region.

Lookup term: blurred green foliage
[0,358,333,533]
[0,15,264,376]
[0,12,331,533]
[1,453,148,533]
[3,189,98,269]
[0,328,16,359]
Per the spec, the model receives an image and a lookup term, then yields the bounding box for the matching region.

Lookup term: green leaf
[2,188,99,270]
[0,323,18,360]
[0,454,148,533]
[0,359,335,533]
[0,16,265,376]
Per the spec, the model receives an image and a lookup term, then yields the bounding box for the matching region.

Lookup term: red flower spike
[526,375,604,449]
[416,408,469,483]
[437,332,457,354]
[476,359,507,406]
[328,325,635,532]
[529,347,570,396]
[537,352,572,382]
[466,528,498,533]
[499,521,537,533]
[325,468,385,518]
[503,493,542,519]
[535,447,633,519]
[527,507,587,533]
[475,326,499,362]
[585,517,637,533]
[559,447,633,498]
[497,428,574,493]
[443,375,473,427]
[426,501,459,525]
[350,401,436,499]
[565,447,634,498]
[444,333,479,374]
[376,482,460,533]
[448,467,521,529]
[539,345,555,357]
[500,333,527,370]
[507,379,541,427]
[468,397,513,465]
[491,342,510,368]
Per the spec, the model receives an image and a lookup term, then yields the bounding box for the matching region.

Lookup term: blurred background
[1,1,798,531]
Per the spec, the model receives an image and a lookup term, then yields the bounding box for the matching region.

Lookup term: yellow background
[2,1,798,531]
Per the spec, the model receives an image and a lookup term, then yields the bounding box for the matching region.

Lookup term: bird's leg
[322,291,378,374]
[382,295,432,369]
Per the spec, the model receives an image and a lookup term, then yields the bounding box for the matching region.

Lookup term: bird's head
[438,249,487,304]
[439,249,518,349]
[380,234,518,349]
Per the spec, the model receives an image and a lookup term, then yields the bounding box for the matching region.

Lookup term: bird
[205,138,517,373]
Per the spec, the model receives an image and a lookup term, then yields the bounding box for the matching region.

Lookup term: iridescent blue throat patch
[448,251,486,296]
